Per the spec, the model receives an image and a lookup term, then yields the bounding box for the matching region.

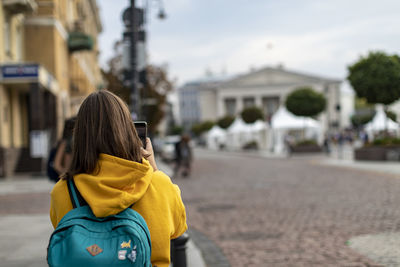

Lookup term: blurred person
[323,134,331,154]
[49,90,187,267]
[174,135,193,178]
[53,117,76,175]
[47,117,75,182]
[284,134,293,157]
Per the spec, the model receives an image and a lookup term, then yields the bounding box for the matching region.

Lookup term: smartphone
[134,121,147,148]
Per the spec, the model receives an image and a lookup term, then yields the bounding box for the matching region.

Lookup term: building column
[236,96,243,115]
[255,95,262,109]
[217,94,224,117]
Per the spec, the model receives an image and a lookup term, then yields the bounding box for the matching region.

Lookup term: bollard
[171,232,190,267]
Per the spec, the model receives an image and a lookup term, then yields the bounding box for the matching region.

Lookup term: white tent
[271,107,320,129]
[225,118,271,149]
[365,106,399,133]
[226,118,252,149]
[270,107,322,153]
[251,120,268,131]
[206,126,227,150]
[250,120,269,149]
[227,118,252,133]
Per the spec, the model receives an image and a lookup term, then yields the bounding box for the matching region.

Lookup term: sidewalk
[199,145,400,176]
[0,164,206,267]
[157,159,207,267]
[314,144,400,176]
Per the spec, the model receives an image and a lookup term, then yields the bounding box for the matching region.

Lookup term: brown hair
[65,90,142,178]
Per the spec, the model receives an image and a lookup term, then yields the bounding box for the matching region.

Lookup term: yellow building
[0,0,103,177]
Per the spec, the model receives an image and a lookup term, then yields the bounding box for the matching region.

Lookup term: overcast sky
[97,0,400,86]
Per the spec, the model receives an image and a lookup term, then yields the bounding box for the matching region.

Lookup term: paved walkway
[175,148,400,266]
[158,159,207,267]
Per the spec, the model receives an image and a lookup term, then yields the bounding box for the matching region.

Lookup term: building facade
[179,67,350,134]
[0,0,103,177]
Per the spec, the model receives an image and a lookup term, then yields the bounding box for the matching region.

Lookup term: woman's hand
[141,138,158,171]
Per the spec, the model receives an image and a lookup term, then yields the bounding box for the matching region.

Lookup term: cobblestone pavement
[172,149,400,266]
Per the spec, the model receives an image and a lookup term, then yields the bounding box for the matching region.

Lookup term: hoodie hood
[74,153,153,218]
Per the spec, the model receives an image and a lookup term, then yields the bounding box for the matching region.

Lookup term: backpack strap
[67,179,88,208]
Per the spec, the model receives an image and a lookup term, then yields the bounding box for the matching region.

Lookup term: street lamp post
[130,0,139,118]
[124,0,166,120]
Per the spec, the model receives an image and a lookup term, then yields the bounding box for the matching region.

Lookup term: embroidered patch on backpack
[127,247,137,263]
[86,244,103,256]
[118,250,127,260]
[120,240,131,249]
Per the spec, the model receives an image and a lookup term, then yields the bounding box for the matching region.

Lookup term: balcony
[3,0,37,14]
[68,32,94,52]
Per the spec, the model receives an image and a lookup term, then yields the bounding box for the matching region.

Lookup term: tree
[285,87,326,117]
[348,51,400,106]
[101,69,130,103]
[348,51,400,133]
[102,41,174,135]
[191,121,214,136]
[351,113,374,128]
[140,65,173,134]
[386,110,397,122]
[171,126,183,135]
[241,106,264,124]
[217,115,235,129]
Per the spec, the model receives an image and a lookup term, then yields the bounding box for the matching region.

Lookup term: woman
[50,90,187,267]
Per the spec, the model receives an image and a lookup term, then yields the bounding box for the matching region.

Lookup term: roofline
[223,66,342,86]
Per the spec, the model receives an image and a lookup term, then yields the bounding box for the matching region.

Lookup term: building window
[224,98,236,116]
[243,97,255,108]
[262,96,279,121]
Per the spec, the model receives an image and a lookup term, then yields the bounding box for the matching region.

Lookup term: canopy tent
[270,107,322,153]
[251,120,268,131]
[365,106,399,132]
[226,118,252,149]
[271,106,320,129]
[206,126,227,150]
[227,118,252,133]
[223,118,270,150]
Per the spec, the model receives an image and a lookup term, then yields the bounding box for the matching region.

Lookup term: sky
[97,0,400,87]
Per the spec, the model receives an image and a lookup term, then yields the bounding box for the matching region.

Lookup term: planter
[291,144,322,153]
[354,145,400,161]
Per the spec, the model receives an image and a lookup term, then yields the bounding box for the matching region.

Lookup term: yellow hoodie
[50,153,187,267]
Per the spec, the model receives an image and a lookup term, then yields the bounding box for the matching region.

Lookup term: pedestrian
[323,134,331,155]
[49,90,187,267]
[174,135,193,178]
[284,134,293,157]
[47,117,75,182]
[54,117,75,174]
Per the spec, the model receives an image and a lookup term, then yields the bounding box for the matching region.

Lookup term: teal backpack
[47,179,152,267]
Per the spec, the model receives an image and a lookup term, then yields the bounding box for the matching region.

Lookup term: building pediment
[221,67,341,88]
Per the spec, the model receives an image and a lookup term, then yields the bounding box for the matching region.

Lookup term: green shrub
[351,113,374,127]
[242,141,259,150]
[372,138,400,146]
[296,139,318,146]
[217,115,235,129]
[285,87,326,117]
[241,107,264,124]
[191,121,215,136]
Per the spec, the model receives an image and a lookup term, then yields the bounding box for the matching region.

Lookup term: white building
[179,76,228,132]
[179,66,353,134]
